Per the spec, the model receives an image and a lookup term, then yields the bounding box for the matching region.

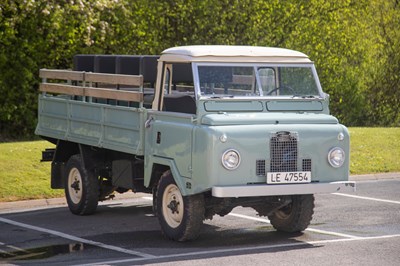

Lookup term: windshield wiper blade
[292,95,316,99]
[210,95,234,99]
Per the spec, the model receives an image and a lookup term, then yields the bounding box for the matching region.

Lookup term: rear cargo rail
[36,69,147,155]
[39,69,144,104]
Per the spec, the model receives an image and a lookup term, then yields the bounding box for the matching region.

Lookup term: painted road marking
[333,193,400,205]
[144,196,358,238]
[228,213,360,239]
[2,193,398,264]
[78,233,400,266]
[0,217,156,259]
[227,212,271,223]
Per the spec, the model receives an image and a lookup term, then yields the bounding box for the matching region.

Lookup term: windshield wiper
[292,95,317,99]
[209,95,234,99]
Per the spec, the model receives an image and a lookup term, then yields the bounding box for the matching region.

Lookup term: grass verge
[0,141,63,202]
[0,128,399,202]
[349,127,400,174]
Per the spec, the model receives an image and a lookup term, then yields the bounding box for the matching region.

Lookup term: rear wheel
[156,171,204,241]
[268,194,314,233]
[65,155,99,215]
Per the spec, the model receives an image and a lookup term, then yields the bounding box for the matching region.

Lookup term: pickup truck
[36,45,356,241]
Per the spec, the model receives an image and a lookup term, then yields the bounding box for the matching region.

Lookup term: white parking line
[333,193,400,205]
[146,197,361,239]
[305,228,360,239]
[0,217,156,259]
[228,213,272,223]
[228,213,360,239]
[78,233,400,266]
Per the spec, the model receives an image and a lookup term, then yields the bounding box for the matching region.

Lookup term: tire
[156,171,204,241]
[268,194,314,233]
[152,186,158,217]
[64,155,99,215]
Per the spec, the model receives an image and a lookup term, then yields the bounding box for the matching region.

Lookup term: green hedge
[1,0,399,139]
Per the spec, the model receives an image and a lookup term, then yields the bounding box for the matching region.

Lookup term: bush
[0,0,399,139]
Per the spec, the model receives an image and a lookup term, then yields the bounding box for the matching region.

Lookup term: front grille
[270,131,298,172]
[256,160,266,176]
[302,159,312,172]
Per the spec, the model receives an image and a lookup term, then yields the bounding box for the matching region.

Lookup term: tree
[364,0,400,126]
[0,0,399,140]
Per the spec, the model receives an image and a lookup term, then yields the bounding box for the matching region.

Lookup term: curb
[349,172,400,181]
[1,173,399,213]
[0,192,150,214]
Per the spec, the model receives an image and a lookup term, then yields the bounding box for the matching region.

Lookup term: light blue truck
[36,45,355,241]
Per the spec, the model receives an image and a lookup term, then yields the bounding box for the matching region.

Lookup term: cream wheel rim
[68,167,82,204]
[162,184,184,228]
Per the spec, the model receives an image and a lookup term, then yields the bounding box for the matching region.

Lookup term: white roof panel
[160,45,311,63]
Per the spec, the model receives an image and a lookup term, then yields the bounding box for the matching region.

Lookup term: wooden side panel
[84,87,143,102]
[85,72,143,86]
[39,69,84,81]
[40,83,85,96]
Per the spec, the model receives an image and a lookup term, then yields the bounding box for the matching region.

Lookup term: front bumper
[212,181,356,198]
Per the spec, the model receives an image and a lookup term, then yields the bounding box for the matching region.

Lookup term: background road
[1,176,399,265]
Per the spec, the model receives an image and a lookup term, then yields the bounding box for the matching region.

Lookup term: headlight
[221,149,241,170]
[328,147,345,168]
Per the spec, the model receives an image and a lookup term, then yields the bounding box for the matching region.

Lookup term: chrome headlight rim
[328,147,345,168]
[221,149,241,170]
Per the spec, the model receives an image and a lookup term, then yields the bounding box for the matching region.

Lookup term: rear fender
[51,140,80,189]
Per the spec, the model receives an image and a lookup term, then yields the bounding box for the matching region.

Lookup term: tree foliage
[0,0,399,139]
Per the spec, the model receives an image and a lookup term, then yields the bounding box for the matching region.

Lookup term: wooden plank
[85,72,143,86]
[40,83,85,96]
[84,87,143,102]
[40,69,84,81]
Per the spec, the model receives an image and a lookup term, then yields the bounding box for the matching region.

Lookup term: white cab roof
[160,45,311,63]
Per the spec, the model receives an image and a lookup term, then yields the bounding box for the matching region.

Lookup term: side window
[164,68,170,93]
[258,68,276,95]
[171,63,194,95]
[162,63,196,114]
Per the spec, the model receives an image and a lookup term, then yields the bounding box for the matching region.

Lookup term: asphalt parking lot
[1,175,399,266]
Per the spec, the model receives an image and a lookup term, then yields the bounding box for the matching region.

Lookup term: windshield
[197,65,321,98]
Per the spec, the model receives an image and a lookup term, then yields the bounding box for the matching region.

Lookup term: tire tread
[268,194,314,233]
[156,170,204,241]
[65,154,99,215]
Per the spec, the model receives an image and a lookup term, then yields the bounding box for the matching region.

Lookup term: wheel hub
[162,184,184,228]
[71,180,80,192]
[167,198,180,214]
[68,167,83,204]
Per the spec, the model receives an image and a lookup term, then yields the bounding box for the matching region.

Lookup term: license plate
[266,171,311,184]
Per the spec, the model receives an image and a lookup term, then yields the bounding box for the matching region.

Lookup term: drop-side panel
[35,95,145,155]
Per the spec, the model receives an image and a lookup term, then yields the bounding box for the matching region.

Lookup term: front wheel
[64,155,99,215]
[156,171,205,241]
[268,194,314,233]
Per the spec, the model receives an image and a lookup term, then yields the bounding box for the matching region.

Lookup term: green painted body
[36,95,146,155]
[35,94,350,196]
[142,98,349,195]
[36,47,351,197]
